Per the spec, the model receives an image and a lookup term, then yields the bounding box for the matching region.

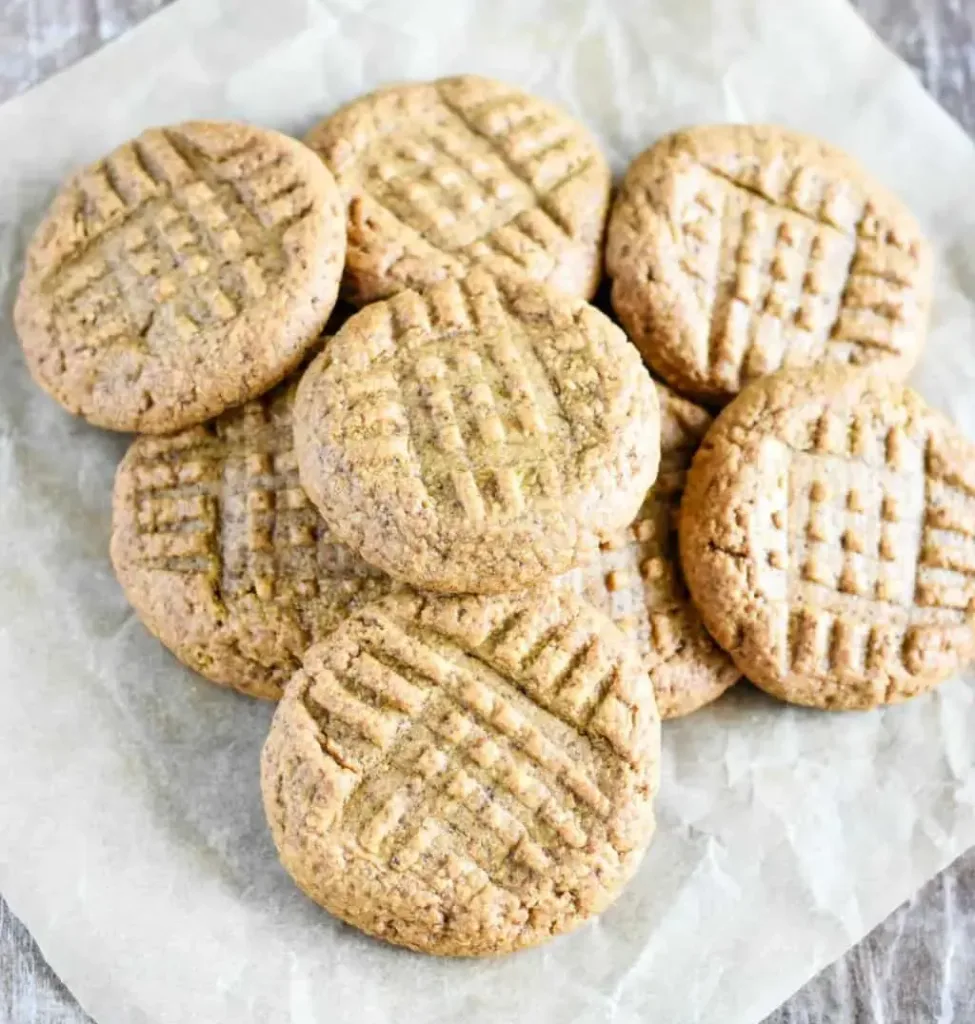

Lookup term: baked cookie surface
[111,375,393,699]
[294,269,660,594]
[305,75,611,305]
[557,382,739,718]
[16,120,345,432]
[261,587,660,956]
[606,125,932,404]
[680,366,975,709]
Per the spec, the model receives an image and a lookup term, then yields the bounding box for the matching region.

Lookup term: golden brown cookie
[261,587,660,956]
[294,269,661,595]
[606,125,932,404]
[305,75,611,306]
[680,366,975,710]
[111,374,393,699]
[557,382,739,718]
[16,121,345,433]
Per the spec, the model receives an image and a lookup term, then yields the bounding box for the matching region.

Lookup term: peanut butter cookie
[557,382,739,718]
[261,587,660,956]
[606,125,932,404]
[16,121,345,432]
[305,75,611,305]
[294,269,660,594]
[111,374,393,699]
[680,366,975,709]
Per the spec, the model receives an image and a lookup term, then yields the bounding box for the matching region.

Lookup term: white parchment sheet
[2,1,975,1022]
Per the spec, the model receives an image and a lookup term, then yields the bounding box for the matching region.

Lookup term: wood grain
[1,1,973,1022]
[0,898,90,1024]
[854,0,975,134]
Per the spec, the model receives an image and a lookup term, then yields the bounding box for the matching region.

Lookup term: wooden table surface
[1,1,974,1022]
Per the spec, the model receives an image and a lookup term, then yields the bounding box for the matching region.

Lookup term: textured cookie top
[557,382,739,718]
[16,121,345,433]
[304,75,611,305]
[111,375,392,699]
[294,269,661,594]
[261,588,660,956]
[680,366,975,710]
[606,125,932,404]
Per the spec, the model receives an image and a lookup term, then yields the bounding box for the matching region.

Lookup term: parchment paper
[2,1,975,1022]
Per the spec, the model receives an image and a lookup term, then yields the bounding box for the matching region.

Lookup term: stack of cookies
[15,76,975,957]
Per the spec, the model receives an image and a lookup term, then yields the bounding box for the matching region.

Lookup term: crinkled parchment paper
[2,1,975,1021]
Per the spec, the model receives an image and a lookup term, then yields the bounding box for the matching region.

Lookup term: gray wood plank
[0,898,91,1024]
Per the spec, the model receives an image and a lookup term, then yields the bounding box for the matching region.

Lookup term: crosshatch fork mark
[296,612,630,892]
[126,387,384,608]
[44,126,318,359]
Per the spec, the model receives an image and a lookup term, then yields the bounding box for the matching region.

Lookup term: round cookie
[261,587,660,956]
[305,75,611,306]
[680,365,975,710]
[557,382,739,718]
[606,124,932,404]
[111,374,394,699]
[16,121,346,433]
[294,268,661,595]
